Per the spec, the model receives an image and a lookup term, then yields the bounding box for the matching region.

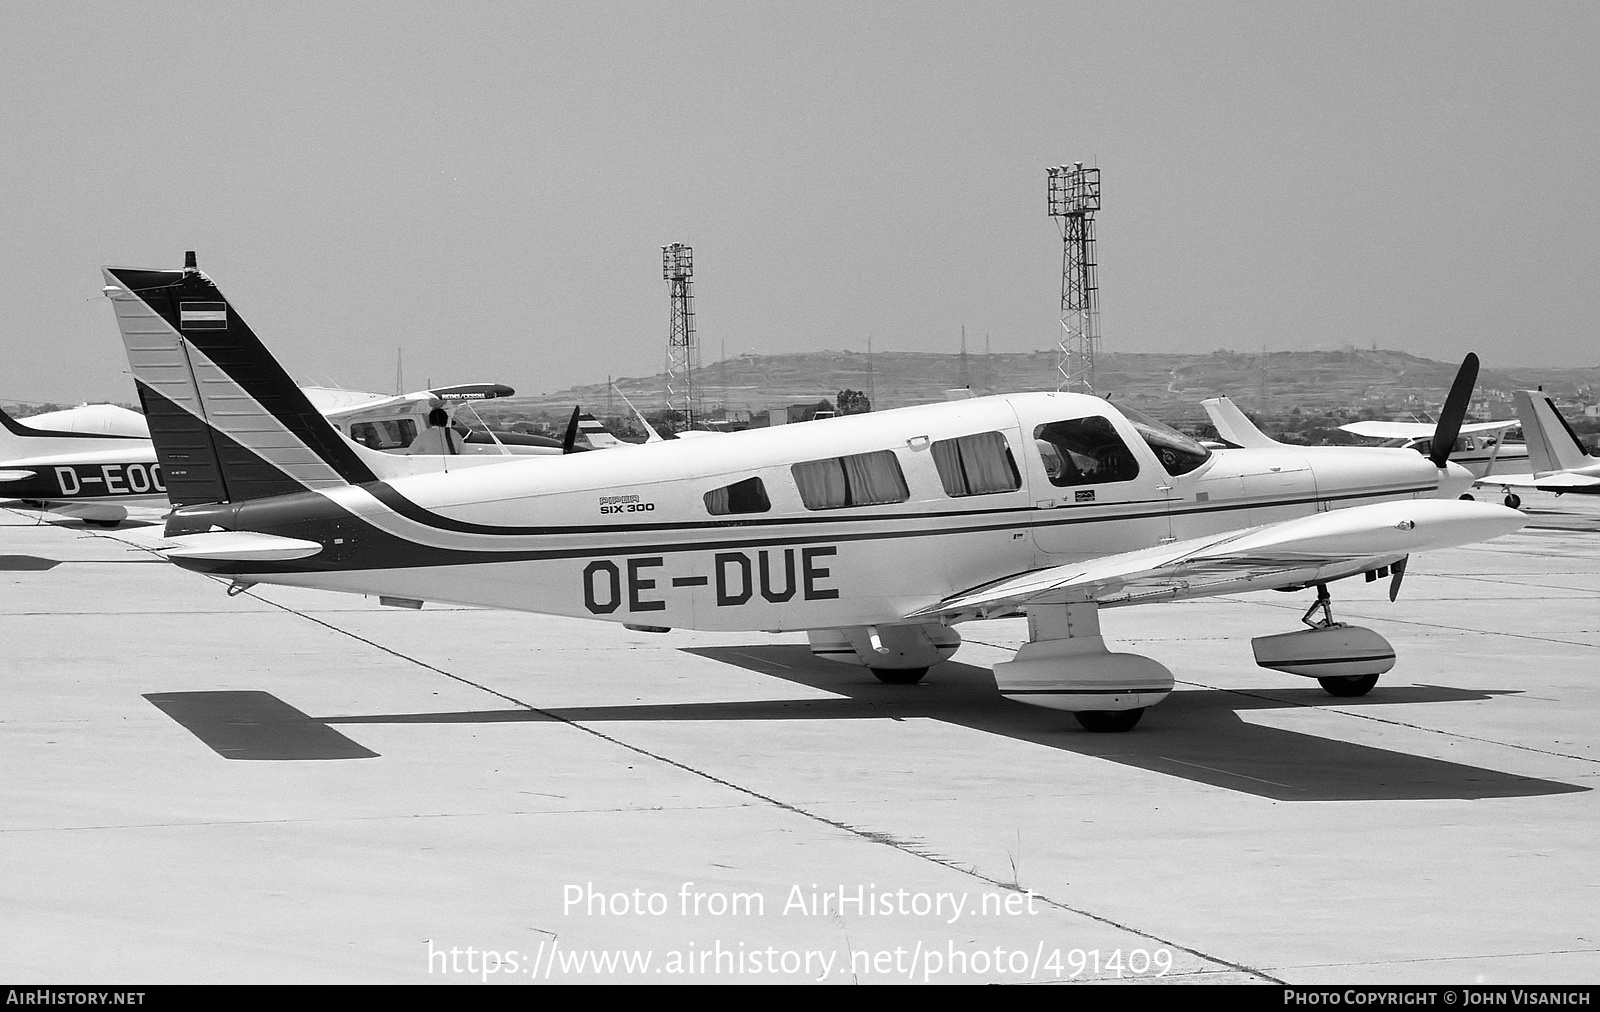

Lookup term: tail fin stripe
[107,265,380,506]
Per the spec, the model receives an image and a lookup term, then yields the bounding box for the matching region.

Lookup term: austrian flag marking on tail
[179,302,227,330]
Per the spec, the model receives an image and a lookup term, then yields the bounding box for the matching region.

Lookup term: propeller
[1427,353,1479,468]
[561,405,581,454]
[1388,556,1408,602]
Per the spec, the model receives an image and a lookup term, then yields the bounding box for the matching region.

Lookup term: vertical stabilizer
[102,258,379,506]
[1200,396,1283,448]
[577,411,620,448]
[1513,390,1596,475]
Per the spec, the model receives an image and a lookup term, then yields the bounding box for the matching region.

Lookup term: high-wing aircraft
[1337,419,1527,481]
[1471,391,1600,502]
[101,257,1526,731]
[304,383,579,456]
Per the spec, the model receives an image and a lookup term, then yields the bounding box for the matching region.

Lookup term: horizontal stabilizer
[161,531,324,562]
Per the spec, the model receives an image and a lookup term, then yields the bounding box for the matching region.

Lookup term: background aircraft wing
[300,386,395,413]
[1341,420,1518,440]
[907,499,1524,618]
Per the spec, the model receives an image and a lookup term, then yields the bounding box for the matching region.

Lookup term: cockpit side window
[349,418,418,450]
[1116,404,1212,477]
[1033,417,1140,487]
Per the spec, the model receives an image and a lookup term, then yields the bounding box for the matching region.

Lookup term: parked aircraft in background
[0,384,560,525]
[304,383,574,456]
[1206,399,1532,508]
[2,327,609,525]
[6,402,149,437]
[0,402,163,525]
[1338,419,1526,481]
[103,256,1525,731]
[1471,391,1600,504]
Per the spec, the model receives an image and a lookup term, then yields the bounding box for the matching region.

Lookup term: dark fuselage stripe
[181,479,1441,577]
[363,480,1437,542]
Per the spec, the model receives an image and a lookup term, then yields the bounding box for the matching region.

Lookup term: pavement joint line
[1171,680,1600,767]
[0,803,764,834]
[1446,573,1600,595]
[233,580,1284,985]
[1271,945,1600,971]
[1241,597,1600,652]
[966,634,1599,766]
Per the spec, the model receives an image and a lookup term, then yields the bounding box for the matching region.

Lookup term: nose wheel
[1318,673,1379,696]
[1073,708,1145,732]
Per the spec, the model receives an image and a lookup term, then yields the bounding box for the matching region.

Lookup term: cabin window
[1117,404,1212,477]
[705,477,771,516]
[792,450,909,510]
[932,431,1021,497]
[1033,417,1141,487]
[349,419,417,451]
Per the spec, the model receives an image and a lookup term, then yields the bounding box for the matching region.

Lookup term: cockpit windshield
[1118,405,1212,477]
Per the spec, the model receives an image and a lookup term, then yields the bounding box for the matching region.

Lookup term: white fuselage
[223,392,1459,632]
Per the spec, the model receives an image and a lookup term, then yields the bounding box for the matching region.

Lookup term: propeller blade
[1428,353,1479,468]
[561,406,581,454]
[1388,555,1408,602]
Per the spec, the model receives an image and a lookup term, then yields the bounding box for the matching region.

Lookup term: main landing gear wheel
[1458,493,1475,501]
[1317,674,1379,697]
[870,667,928,685]
[84,519,120,528]
[1073,708,1145,732]
[1504,494,1522,508]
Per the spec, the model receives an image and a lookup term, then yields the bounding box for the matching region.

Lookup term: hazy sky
[2,1,1597,403]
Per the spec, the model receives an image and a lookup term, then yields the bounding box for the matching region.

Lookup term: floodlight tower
[1047,163,1101,393]
[663,242,699,427]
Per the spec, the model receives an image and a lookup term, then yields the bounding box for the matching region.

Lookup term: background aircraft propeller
[561,406,581,454]
[1428,353,1479,469]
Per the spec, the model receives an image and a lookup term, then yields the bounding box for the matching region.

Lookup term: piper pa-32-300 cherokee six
[100,255,1525,731]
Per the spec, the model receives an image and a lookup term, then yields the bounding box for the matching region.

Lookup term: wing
[300,386,395,413]
[1340,420,1518,440]
[907,499,1525,619]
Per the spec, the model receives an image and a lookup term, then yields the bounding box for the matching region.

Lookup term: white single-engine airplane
[1209,399,1530,507]
[102,256,1526,731]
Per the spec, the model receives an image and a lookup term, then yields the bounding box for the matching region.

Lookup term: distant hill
[479,349,1600,429]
